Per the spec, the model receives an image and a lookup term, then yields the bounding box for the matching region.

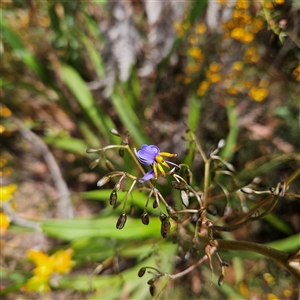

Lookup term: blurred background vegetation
[1,0,300,299]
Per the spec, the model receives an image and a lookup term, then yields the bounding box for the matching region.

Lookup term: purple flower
[134,144,179,182]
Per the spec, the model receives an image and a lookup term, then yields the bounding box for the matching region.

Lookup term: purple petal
[139,169,155,183]
[134,145,160,165]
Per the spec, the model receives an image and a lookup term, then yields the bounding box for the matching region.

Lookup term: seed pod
[160,213,168,222]
[119,148,125,157]
[171,181,187,190]
[141,212,149,225]
[166,206,178,221]
[116,213,127,229]
[218,274,225,286]
[161,219,171,238]
[147,278,155,285]
[105,159,115,171]
[149,284,155,296]
[152,199,158,209]
[206,204,218,216]
[138,267,146,277]
[180,190,189,207]
[97,176,110,187]
[109,191,117,206]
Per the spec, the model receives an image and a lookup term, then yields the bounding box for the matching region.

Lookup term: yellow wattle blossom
[267,293,280,300]
[275,0,284,4]
[197,81,210,96]
[196,23,207,34]
[232,61,244,71]
[209,62,221,72]
[252,18,265,33]
[0,107,12,118]
[187,63,200,74]
[249,87,269,102]
[188,34,198,44]
[0,184,17,202]
[231,28,254,43]
[259,79,269,88]
[292,63,300,81]
[227,86,239,95]
[236,0,249,9]
[239,282,250,297]
[0,212,10,235]
[244,46,259,63]
[189,47,203,62]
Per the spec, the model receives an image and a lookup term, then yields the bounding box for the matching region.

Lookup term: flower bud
[89,159,100,169]
[110,191,117,206]
[116,213,127,229]
[97,176,110,187]
[105,159,115,171]
[159,213,168,222]
[161,219,170,238]
[141,212,149,225]
[138,267,146,277]
[153,199,158,209]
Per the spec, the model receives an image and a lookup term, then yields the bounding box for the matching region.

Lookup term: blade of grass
[60,64,118,145]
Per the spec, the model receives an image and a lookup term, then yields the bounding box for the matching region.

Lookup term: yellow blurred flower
[292,63,300,81]
[275,0,284,4]
[252,18,265,33]
[0,184,17,202]
[249,87,269,102]
[264,1,274,9]
[52,248,74,274]
[227,86,239,95]
[263,272,275,286]
[244,46,259,63]
[236,0,249,9]
[231,28,254,43]
[0,158,7,168]
[0,125,6,134]
[183,76,192,85]
[187,63,200,74]
[197,81,210,96]
[27,249,55,277]
[196,23,207,34]
[209,73,222,83]
[173,22,184,37]
[189,47,203,61]
[232,61,244,71]
[283,289,292,298]
[259,79,269,88]
[0,107,12,118]
[239,282,250,297]
[209,62,221,72]
[24,275,50,293]
[0,212,10,235]
[182,20,190,30]
[267,293,280,300]
[188,34,198,44]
